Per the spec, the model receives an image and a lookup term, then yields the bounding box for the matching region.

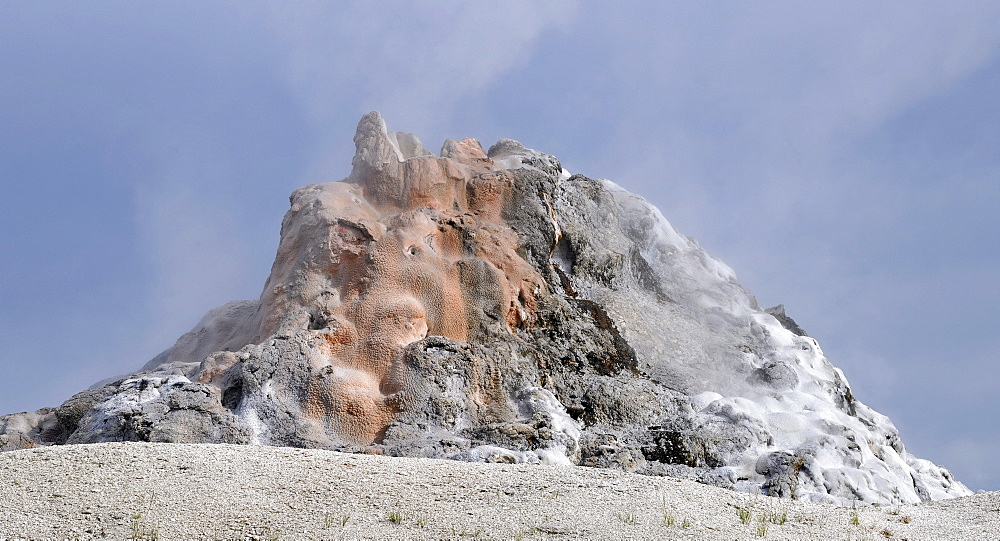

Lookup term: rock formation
[0,112,970,505]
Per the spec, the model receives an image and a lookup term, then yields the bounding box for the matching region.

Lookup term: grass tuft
[756,516,768,537]
[129,492,158,541]
[415,513,430,528]
[615,512,638,525]
[388,511,405,525]
[324,512,350,528]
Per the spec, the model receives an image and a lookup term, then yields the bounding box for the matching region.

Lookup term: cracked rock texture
[0,112,970,505]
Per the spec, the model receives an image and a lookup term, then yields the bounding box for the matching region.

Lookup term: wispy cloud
[129,127,261,367]
[255,1,579,134]
[591,3,1000,198]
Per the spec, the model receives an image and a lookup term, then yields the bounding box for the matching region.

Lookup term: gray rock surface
[0,112,971,505]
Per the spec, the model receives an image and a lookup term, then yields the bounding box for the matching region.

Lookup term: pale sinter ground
[0,442,995,540]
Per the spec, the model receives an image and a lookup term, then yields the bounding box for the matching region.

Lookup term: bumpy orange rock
[222,112,547,444]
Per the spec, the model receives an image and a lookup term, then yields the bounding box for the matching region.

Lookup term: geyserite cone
[0,112,970,505]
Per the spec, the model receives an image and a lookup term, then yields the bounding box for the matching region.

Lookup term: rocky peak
[0,113,971,506]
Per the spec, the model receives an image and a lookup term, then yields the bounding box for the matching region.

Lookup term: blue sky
[2,2,997,490]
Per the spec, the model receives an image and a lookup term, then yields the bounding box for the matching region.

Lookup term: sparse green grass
[756,516,769,537]
[663,511,676,526]
[662,511,692,529]
[792,513,819,526]
[850,506,861,526]
[129,492,158,540]
[735,498,787,536]
[660,493,693,529]
[387,510,406,525]
[661,494,674,525]
[130,513,158,541]
[765,510,787,525]
[324,512,350,528]
[450,525,484,537]
[738,506,753,524]
[615,512,638,525]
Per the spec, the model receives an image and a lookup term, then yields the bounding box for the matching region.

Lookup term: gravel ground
[0,442,995,540]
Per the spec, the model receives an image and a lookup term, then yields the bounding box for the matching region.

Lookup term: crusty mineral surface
[0,112,971,505]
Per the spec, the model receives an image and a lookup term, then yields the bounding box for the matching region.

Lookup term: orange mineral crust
[218,112,547,444]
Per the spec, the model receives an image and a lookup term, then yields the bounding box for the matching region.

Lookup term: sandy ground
[0,442,995,540]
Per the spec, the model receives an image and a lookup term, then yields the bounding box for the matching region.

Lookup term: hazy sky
[2,2,997,490]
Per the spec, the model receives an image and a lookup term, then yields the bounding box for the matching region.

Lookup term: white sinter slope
[551,178,968,504]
